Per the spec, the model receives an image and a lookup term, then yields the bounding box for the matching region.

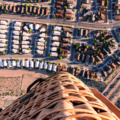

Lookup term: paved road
[0,0,51,6]
[0,6,120,66]
[110,87,120,104]
[0,14,111,30]
[108,0,112,23]
[106,80,120,99]
[102,72,120,96]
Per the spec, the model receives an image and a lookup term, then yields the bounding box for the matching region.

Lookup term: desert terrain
[0,69,51,109]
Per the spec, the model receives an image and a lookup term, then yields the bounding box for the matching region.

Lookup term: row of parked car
[50,25,72,58]
[0,20,9,55]
[11,21,22,54]
[34,25,47,55]
[11,21,48,55]
[0,59,58,72]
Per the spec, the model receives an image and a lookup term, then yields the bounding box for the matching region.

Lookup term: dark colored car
[103,92,108,96]
[110,84,114,88]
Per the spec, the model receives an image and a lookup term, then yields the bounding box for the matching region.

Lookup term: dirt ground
[0,77,21,96]
[0,69,52,110]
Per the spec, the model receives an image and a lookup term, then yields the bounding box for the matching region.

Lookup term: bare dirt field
[0,96,19,109]
[0,77,21,96]
[0,69,52,110]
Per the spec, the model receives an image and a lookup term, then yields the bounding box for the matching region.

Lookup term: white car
[30,60,34,68]
[29,24,34,31]
[44,62,48,70]
[35,60,40,68]
[3,60,7,67]
[35,24,40,31]
[48,63,52,71]
[0,60,3,68]
[12,49,19,54]
[14,21,22,27]
[12,60,16,67]
[17,60,21,68]
[14,26,21,31]
[52,64,57,72]
[51,42,60,47]
[0,30,7,34]
[8,60,12,68]
[25,60,29,68]
[23,26,29,32]
[0,20,8,25]
[39,27,45,33]
[39,61,44,69]
[21,60,25,67]
[54,26,62,31]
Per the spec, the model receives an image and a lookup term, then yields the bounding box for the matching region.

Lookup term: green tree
[4,46,7,48]
[25,3,28,7]
[98,7,101,11]
[59,48,62,53]
[95,61,97,65]
[94,42,97,46]
[11,52,14,55]
[29,29,32,32]
[86,45,89,49]
[101,37,104,40]
[29,4,32,7]
[64,6,67,9]
[115,55,118,59]
[47,7,50,10]
[53,14,56,18]
[55,62,59,66]
[76,66,79,70]
[28,47,31,51]
[48,61,51,65]
[3,51,6,55]
[15,59,18,62]
[97,51,100,54]
[49,53,51,57]
[94,38,96,41]
[75,43,79,50]
[118,33,120,37]
[101,30,104,34]
[59,56,63,60]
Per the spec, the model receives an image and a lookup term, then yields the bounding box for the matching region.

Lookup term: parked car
[8,60,12,68]
[0,60,3,68]
[21,60,25,68]
[39,61,44,69]
[110,84,114,88]
[48,63,52,71]
[30,60,34,69]
[12,60,17,67]
[3,60,7,68]
[17,60,21,68]
[103,92,108,96]
[25,60,29,68]
[35,60,40,68]
[52,64,57,72]
[44,62,48,70]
